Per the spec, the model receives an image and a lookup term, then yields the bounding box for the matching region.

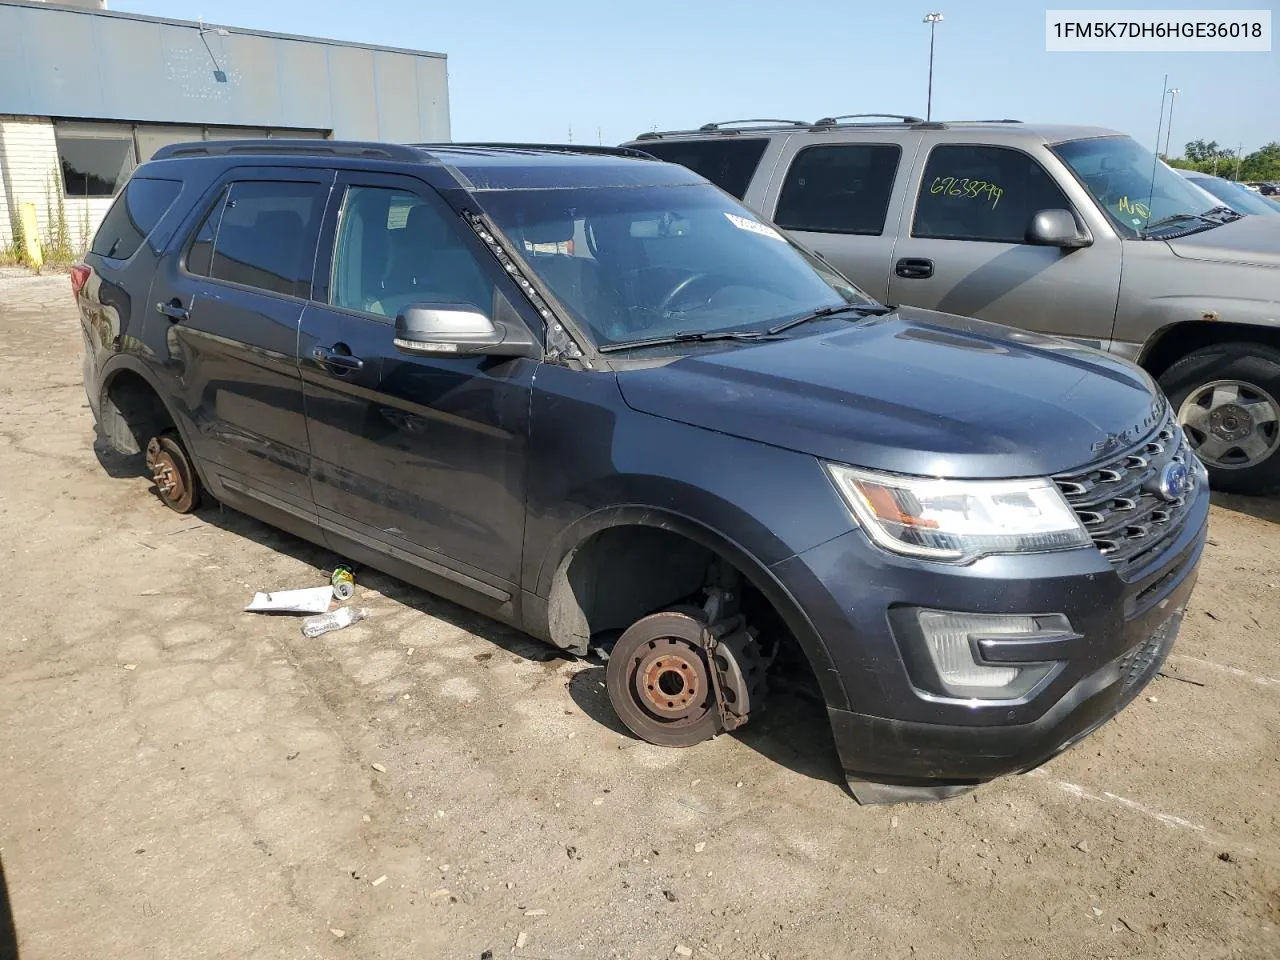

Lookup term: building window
[55,132,136,198]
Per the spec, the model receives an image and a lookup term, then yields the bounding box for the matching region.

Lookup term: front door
[148,168,331,511]
[886,143,1122,344]
[299,172,537,597]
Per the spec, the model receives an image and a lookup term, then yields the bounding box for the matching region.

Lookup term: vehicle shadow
[0,852,18,960]
[565,665,845,788]
[1211,490,1280,525]
[192,500,568,664]
[103,468,845,788]
[91,433,148,480]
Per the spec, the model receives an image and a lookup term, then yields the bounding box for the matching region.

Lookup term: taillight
[70,264,90,301]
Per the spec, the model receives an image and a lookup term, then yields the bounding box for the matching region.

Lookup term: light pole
[1163,87,1180,158]
[923,13,944,122]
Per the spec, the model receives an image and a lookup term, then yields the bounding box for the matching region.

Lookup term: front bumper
[771,481,1209,803]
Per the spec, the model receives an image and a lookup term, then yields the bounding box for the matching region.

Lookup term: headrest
[404,204,448,243]
[255,210,303,235]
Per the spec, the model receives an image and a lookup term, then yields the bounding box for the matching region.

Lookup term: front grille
[1054,414,1196,575]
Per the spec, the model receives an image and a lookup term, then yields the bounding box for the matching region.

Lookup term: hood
[614,307,1164,479]
[1166,215,1280,268]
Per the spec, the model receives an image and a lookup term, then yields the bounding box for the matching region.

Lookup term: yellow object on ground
[19,202,42,269]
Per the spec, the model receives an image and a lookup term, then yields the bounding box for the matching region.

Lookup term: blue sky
[115,0,1277,155]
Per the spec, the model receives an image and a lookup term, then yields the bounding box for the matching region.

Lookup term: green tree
[1183,139,1222,163]
[1238,142,1280,182]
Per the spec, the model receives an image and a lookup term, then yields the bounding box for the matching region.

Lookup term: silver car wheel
[1177,379,1280,470]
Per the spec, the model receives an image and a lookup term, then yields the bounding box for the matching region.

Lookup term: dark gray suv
[78,140,1208,803]
[628,116,1280,494]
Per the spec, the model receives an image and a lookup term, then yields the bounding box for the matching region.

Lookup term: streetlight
[1163,87,1181,158]
[923,12,944,122]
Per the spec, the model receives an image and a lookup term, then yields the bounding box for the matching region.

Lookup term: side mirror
[1026,209,1092,249]
[393,303,539,358]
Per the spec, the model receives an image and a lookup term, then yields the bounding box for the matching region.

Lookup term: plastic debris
[301,606,368,638]
[515,932,528,949]
[371,762,387,773]
[371,875,387,887]
[245,586,333,614]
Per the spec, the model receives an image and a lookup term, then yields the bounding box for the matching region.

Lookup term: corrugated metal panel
[0,0,449,140]
[373,52,420,143]
[275,40,334,131]
[416,57,452,142]
[326,44,381,142]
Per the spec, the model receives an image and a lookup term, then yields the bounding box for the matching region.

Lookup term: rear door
[148,167,332,512]
[298,170,537,603]
[759,135,921,303]
[886,143,1122,342]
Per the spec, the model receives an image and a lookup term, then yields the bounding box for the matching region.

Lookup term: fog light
[916,610,1056,700]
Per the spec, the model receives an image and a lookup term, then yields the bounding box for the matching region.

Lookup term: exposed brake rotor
[145,436,184,501]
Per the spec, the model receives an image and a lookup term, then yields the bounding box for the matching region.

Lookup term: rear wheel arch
[98,360,209,489]
[539,507,850,711]
[99,364,174,456]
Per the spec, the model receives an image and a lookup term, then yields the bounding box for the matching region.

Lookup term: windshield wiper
[767,302,893,336]
[597,329,784,353]
[1142,211,1222,235]
[1205,204,1244,222]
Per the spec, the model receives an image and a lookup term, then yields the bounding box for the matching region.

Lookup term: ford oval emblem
[1157,462,1194,502]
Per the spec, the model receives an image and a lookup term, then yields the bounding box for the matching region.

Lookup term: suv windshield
[1184,173,1280,217]
[1052,136,1227,238]
[476,183,871,348]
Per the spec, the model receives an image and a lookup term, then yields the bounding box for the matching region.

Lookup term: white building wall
[0,117,140,253]
[0,116,60,247]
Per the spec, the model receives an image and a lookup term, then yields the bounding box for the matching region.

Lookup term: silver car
[1178,169,1280,218]
[626,117,1280,494]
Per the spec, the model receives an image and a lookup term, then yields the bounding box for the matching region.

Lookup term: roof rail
[813,113,924,126]
[420,142,657,160]
[151,139,426,162]
[697,118,810,132]
[633,120,810,140]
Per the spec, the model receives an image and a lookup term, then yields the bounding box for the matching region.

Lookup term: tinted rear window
[638,139,768,199]
[774,144,901,235]
[208,181,326,298]
[90,178,182,260]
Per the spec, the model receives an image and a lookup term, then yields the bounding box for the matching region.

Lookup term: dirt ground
[0,270,1277,960]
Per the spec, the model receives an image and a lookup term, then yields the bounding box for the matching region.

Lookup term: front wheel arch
[537,507,850,712]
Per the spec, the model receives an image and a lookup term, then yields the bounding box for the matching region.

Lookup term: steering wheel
[658,272,732,314]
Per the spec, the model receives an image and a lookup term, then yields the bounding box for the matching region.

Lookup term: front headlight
[824,464,1091,562]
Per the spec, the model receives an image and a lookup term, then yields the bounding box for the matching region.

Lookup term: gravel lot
[1,271,1277,960]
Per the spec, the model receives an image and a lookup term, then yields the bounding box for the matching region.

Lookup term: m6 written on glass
[930,176,1004,209]
[1117,196,1152,219]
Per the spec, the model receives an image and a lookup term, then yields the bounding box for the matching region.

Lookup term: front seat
[383,204,491,311]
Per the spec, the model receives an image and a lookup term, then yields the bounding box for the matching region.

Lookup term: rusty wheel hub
[631,637,711,724]
[145,437,187,504]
